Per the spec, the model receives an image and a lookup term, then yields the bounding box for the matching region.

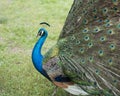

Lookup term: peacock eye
[37,29,45,37]
[41,30,44,35]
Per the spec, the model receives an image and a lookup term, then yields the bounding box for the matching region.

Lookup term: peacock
[32,0,120,96]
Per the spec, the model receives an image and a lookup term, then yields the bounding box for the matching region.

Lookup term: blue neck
[32,29,51,80]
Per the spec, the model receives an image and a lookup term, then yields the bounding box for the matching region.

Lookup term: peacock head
[37,28,47,37]
[37,22,50,37]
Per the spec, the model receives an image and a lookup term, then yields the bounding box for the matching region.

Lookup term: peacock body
[32,0,120,96]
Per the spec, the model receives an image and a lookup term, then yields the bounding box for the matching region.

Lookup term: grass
[0,0,73,96]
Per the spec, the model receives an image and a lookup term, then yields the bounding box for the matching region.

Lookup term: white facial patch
[41,30,44,35]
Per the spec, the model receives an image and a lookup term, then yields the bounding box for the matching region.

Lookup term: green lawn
[0,0,73,96]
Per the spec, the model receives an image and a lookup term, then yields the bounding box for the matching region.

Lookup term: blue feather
[55,75,71,82]
[32,28,51,81]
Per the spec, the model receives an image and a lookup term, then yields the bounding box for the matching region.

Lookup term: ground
[0,0,73,96]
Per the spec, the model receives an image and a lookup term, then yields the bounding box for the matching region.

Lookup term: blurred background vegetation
[0,0,73,96]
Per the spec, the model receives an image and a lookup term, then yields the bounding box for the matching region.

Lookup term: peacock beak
[36,33,40,37]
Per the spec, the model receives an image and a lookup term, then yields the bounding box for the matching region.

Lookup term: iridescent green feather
[43,0,120,95]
